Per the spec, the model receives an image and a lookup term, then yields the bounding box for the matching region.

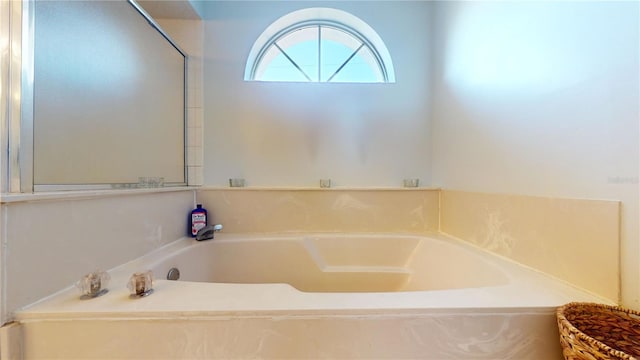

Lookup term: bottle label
[191,212,206,236]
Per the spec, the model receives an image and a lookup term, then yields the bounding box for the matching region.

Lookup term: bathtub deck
[15,233,610,321]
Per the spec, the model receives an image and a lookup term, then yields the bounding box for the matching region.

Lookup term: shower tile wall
[155,18,204,186]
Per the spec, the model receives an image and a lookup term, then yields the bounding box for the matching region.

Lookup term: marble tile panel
[20,311,563,359]
[440,190,620,302]
[196,189,440,233]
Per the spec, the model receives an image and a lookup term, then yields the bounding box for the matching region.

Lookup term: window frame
[245,8,396,83]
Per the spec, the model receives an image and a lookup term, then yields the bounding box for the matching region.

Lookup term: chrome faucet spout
[195,224,223,241]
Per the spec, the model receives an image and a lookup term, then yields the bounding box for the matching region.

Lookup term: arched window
[245,8,395,83]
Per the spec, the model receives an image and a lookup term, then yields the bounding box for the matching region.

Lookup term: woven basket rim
[557,302,640,359]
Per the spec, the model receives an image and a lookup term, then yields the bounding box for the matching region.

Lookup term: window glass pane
[320,39,353,82]
[320,27,362,82]
[330,45,384,83]
[260,54,310,82]
[331,47,384,82]
[256,44,310,82]
[275,26,318,81]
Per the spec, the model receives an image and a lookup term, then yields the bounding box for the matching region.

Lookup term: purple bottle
[190,204,208,237]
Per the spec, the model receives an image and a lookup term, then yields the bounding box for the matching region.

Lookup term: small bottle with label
[190,204,208,237]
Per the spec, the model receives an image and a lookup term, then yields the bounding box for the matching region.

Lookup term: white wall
[202,1,433,187]
[431,2,639,308]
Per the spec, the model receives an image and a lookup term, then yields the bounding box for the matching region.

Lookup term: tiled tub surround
[440,190,621,302]
[195,188,440,233]
[15,233,609,359]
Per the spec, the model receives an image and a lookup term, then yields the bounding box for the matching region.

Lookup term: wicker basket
[557,302,640,360]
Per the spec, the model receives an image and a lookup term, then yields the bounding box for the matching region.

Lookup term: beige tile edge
[0,187,196,204]
[198,186,442,191]
[0,322,23,360]
[437,188,623,203]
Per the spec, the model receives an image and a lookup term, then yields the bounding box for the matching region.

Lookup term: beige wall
[431,2,639,309]
[201,1,433,187]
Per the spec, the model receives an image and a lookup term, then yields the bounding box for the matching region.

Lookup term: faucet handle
[128,271,154,298]
[76,270,110,299]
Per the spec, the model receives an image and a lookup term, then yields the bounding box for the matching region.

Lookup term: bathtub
[14,233,609,359]
[150,233,510,293]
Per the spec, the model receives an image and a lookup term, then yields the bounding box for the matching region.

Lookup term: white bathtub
[14,233,609,359]
[149,233,509,293]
